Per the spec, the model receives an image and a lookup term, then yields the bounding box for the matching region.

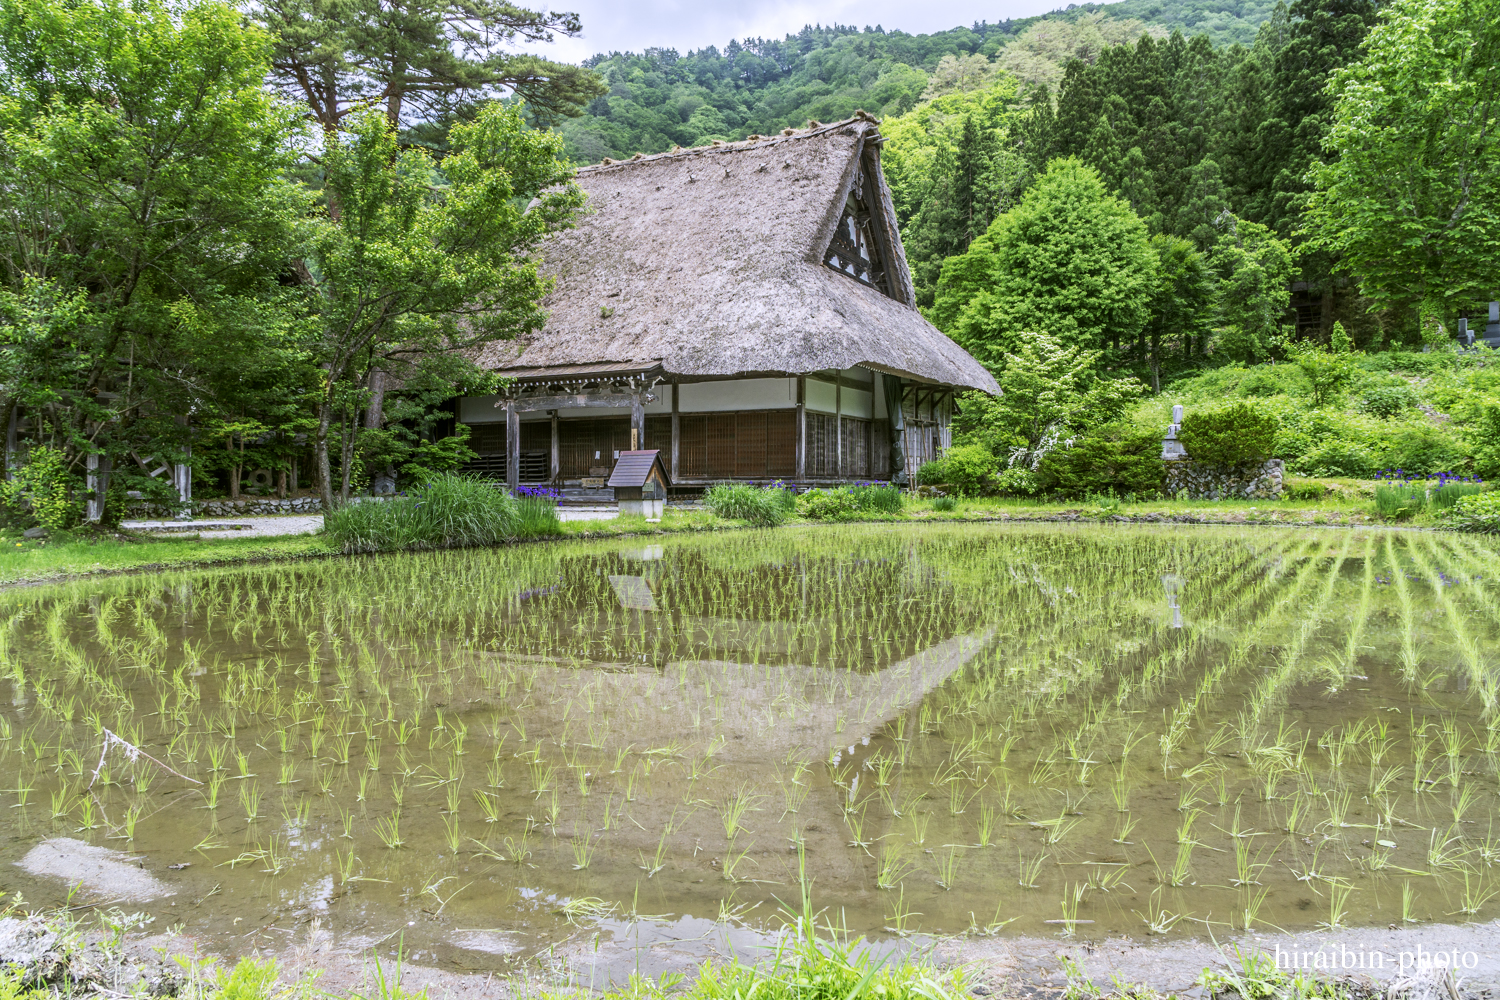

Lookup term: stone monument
[1162,404,1187,461]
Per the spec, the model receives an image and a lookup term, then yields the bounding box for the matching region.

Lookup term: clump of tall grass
[1373,482,1425,520]
[1430,480,1486,509]
[702,483,794,527]
[322,474,560,553]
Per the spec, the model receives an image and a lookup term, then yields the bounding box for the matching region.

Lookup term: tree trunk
[365,369,386,430]
[228,435,241,500]
[315,401,336,512]
[1150,332,1161,394]
[339,408,355,504]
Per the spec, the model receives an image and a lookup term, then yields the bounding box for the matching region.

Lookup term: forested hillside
[557,0,1281,164]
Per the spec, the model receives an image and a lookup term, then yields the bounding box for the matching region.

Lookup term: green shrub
[1357,381,1418,418]
[702,483,790,526]
[1282,478,1329,501]
[1035,422,1164,499]
[1443,490,1500,532]
[992,465,1039,496]
[1296,439,1377,478]
[932,495,958,512]
[322,473,559,553]
[1178,402,1278,466]
[1377,422,1469,476]
[795,485,904,520]
[1374,482,1425,519]
[941,444,997,495]
[796,488,857,521]
[0,446,83,531]
[1471,402,1500,480]
[915,458,947,486]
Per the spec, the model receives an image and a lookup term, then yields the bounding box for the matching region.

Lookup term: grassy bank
[2,487,1489,589]
[0,530,328,586]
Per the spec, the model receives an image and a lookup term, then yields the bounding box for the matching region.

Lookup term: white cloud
[522,0,1082,64]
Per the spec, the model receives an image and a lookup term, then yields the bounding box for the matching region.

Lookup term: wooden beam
[670,384,680,482]
[795,376,806,481]
[496,392,638,413]
[630,394,644,450]
[835,376,843,481]
[505,401,519,492]
[550,411,560,482]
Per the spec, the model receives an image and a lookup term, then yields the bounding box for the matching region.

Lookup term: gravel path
[122,515,325,539]
[123,505,629,539]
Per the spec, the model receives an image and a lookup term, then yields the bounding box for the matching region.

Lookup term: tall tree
[931,157,1157,367]
[300,102,583,509]
[1306,0,1500,323]
[0,0,306,472]
[257,0,605,136]
[1244,0,1381,234]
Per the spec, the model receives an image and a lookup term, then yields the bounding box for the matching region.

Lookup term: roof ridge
[579,112,881,174]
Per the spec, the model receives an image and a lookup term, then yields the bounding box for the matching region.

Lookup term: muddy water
[1,524,1498,976]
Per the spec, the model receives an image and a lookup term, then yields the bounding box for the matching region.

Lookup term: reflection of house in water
[482,628,991,764]
[479,548,990,763]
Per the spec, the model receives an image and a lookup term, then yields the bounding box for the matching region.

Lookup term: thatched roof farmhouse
[457,114,997,491]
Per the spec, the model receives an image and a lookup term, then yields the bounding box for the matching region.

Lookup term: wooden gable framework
[822,154,896,298]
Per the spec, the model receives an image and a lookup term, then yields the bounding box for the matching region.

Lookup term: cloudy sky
[528,0,1075,64]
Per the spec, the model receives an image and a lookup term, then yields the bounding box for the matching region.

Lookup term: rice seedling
[884,887,919,935]
[238,783,262,821]
[1403,880,1419,923]
[1056,882,1087,938]
[1242,886,1270,930]
[1136,888,1185,935]
[935,847,962,890]
[976,800,998,847]
[374,811,403,849]
[1452,870,1497,916]
[1018,850,1048,889]
[1318,881,1353,930]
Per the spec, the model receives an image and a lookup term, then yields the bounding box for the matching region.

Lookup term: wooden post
[835,374,843,482]
[505,401,519,492]
[550,411,560,483]
[630,393,644,451]
[795,376,806,481]
[670,384,680,481]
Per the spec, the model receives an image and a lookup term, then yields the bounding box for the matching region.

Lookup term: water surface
[2,523,1498,973]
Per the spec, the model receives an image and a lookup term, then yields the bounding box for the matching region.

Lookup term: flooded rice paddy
[1,523,1499,974]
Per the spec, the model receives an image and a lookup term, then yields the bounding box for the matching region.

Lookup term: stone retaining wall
[1165,458,1285,500]
[127,496,329,518]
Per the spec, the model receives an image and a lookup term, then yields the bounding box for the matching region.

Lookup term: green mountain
[557,0,1284,164]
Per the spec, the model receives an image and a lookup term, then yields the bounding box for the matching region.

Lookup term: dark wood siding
[841,417,871,479]
[470,423,505,454]
[674,410,799,480]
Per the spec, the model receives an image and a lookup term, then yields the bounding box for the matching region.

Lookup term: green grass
[702,483,795,526]
[0,531,329,586]
[4,484,1483,590]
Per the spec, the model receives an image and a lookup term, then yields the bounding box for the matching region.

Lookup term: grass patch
[0,531,328,586]
[323,474,561,553]
[702,483,794,526]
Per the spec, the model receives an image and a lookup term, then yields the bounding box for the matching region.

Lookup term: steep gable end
[822,156,896,299]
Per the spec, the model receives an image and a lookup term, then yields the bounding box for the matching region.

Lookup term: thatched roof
[475,116,998,394]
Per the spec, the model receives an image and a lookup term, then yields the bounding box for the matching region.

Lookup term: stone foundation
[1165,458,1284,500]
[128,496,328,518]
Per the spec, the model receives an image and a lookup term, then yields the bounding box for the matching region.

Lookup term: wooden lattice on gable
[822,156,894,298]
